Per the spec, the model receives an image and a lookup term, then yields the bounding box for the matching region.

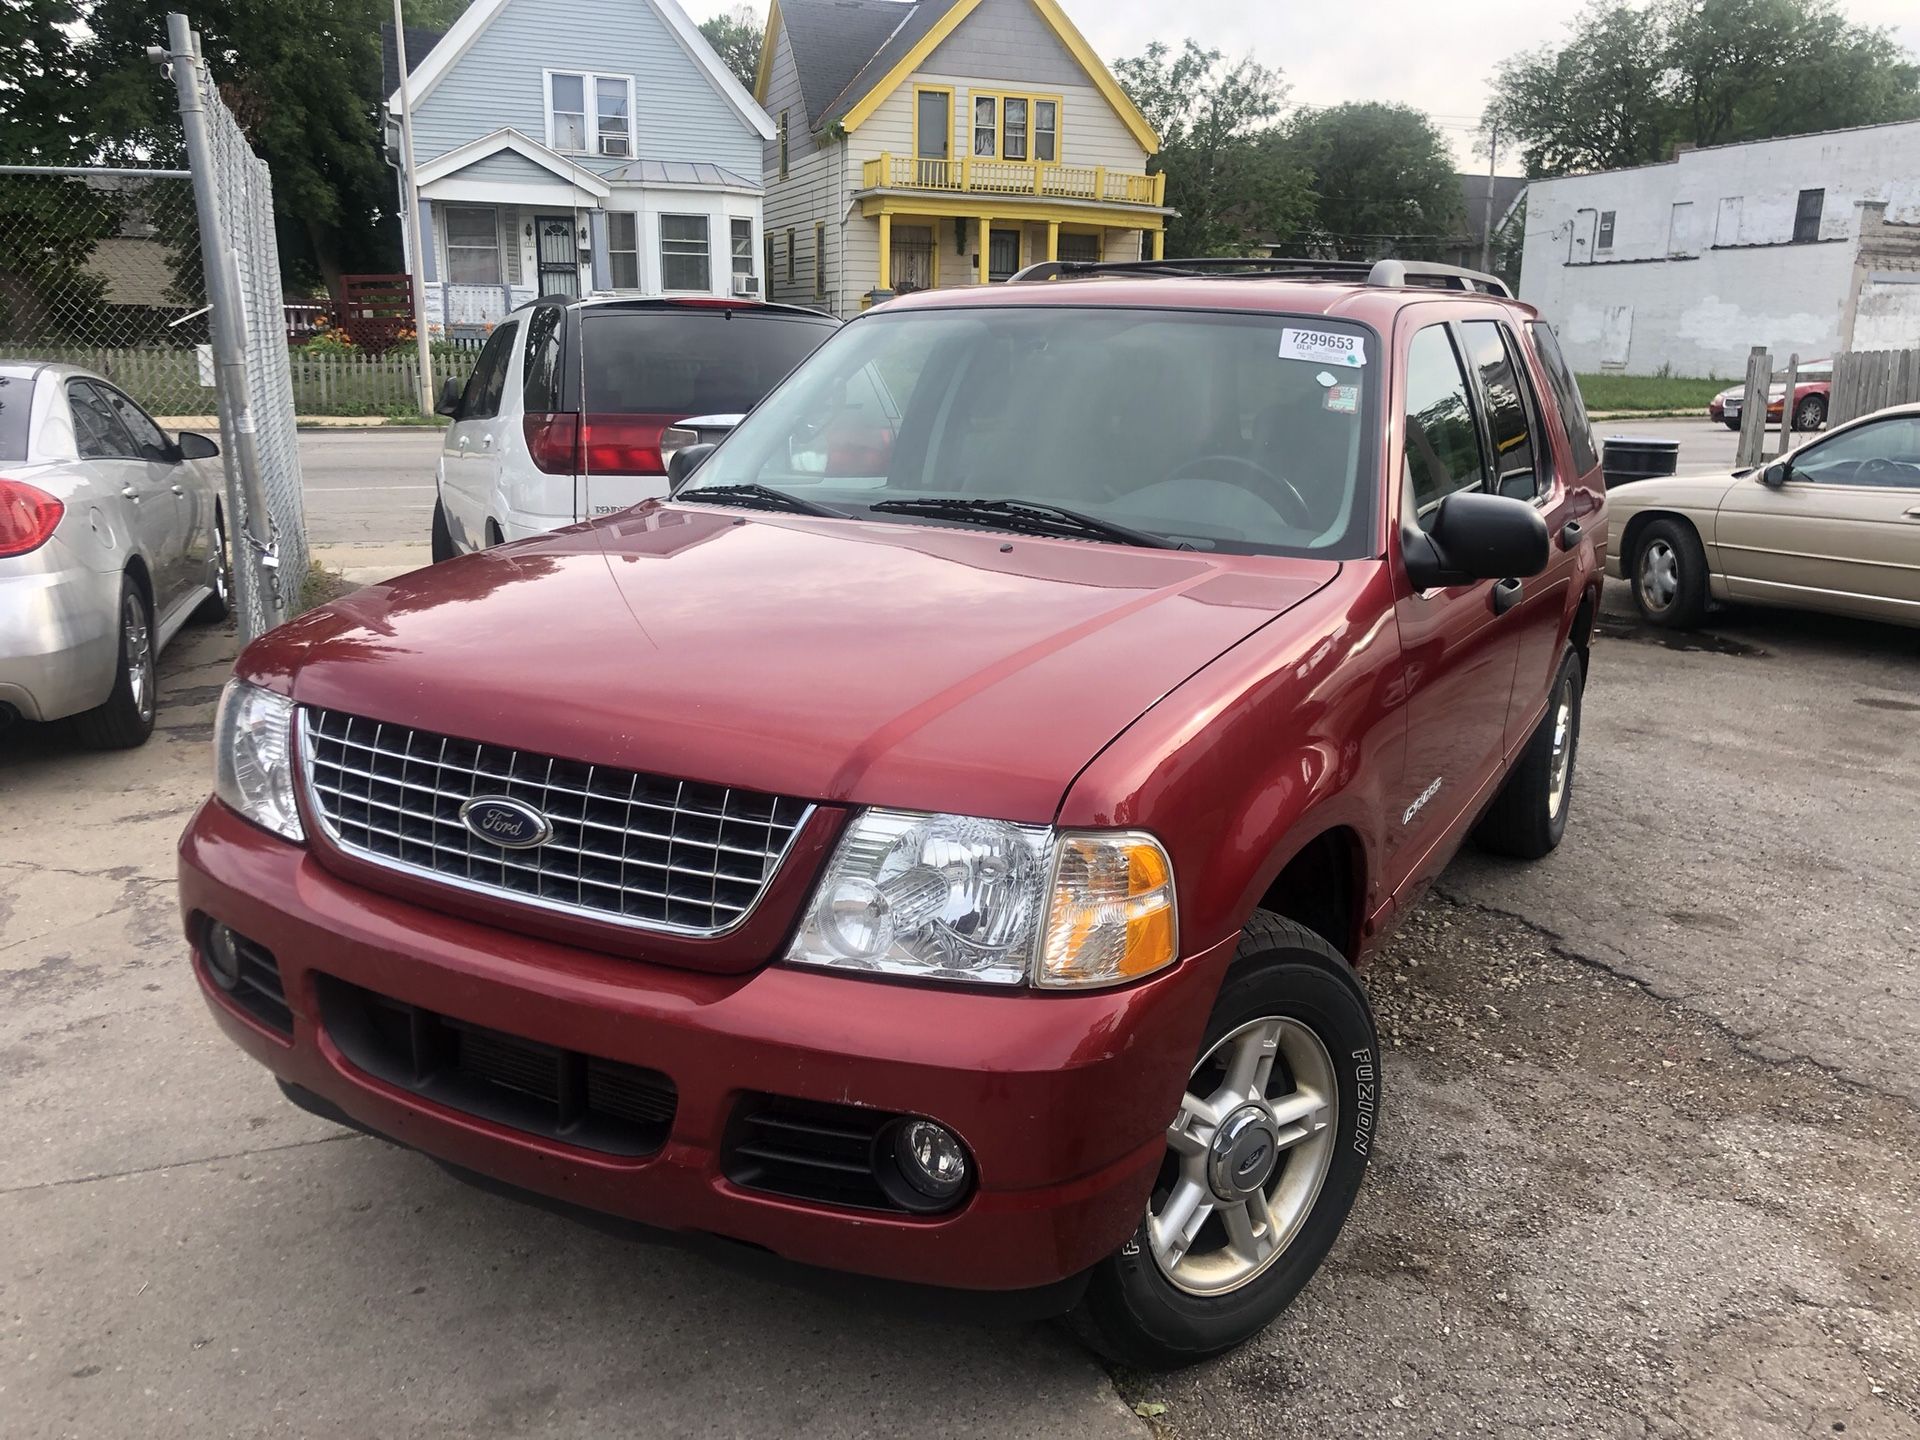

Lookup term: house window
[764,233,775,289]
[786,228,796,285]
[444,206,501,285]
[1596,210,1616,252]
[660,214,710,292]
[973,96,997,158]
[1035,101,1058,163]
[780,110,790,181]
[814,222,827,300]
[549,71,634,157]
[608,212,640,289]
[733,219,755,287]
[1793,188,1824,243]
[1004,98,1029,161]
[1058,231,1100,264]
[971,93,1064,162]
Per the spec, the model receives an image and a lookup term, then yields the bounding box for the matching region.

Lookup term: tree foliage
[1486,0,1920,177]
[698,6,764,91]
[1283,104,1465,260]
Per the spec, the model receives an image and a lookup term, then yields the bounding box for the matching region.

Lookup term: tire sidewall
[1088,954,1379,1367]
[1632,519,1702,626]
[1543,648,1583,846]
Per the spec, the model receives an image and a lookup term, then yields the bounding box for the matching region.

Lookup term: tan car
[1609,403,1920,630]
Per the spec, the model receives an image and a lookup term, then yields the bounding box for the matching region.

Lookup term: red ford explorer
[180,257,1606,1369]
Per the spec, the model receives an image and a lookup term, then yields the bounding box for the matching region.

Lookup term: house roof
[1459,173,1527,229]
[83,237,184,309]
[610,159,760,192]
[380,21,447,104]
[774,0,926,130]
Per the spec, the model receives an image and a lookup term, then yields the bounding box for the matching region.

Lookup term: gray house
[381,0,775,335]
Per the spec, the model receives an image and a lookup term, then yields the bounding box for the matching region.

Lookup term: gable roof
[415,128,614,197]
[764,0,1158,151]
[1458,173,1527,231]
[380,21,446,103]
[385,0,774,141]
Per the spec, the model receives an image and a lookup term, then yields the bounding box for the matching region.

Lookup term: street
[2,426,1916,1439]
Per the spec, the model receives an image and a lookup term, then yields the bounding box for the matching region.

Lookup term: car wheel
[485,519,504,549]
[1473,647,1583,861]
[431,499,457,563]
[1631,517,1710,628]
[1068,915,1378,1370]
[74,579,157,750]
[1793,394,1826,432]
[1722,419,1741,431]
[194,509,231,623]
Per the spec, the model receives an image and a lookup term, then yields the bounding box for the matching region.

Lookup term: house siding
[453,152,566,185]
[411,0,761,176]
[762,21,843,310]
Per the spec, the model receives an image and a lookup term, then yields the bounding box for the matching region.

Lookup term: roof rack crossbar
[1010,256,1513,298]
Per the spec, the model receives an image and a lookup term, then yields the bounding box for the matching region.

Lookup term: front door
[535,215,580,297]
[1387,322,1525,903]
[988,228,1021,282]
[1716,413,1920,624]
[915,88,952,187]
[891,225,935,295]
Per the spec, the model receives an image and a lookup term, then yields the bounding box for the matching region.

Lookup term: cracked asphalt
[2,506,1916,1436]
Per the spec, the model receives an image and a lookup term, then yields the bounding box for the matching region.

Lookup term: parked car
[181,258,1606,1370]
[1615,400,1920,629]
[1,362,228,747]
[429,298,840,560]
[1708,359,1831,431]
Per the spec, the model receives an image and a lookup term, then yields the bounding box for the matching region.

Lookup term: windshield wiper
[676,483,849,519]
[867,496,1178,550]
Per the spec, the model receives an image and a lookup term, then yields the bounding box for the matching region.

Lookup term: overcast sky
[681,0,1920,172]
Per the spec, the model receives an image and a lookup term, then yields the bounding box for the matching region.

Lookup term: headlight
[213,679,304,842]
[785,809,1176,989]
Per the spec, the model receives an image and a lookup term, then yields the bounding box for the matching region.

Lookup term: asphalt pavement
[2,422,1915,1439]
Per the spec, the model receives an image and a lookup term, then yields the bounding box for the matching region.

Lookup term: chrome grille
[300,708,811,936]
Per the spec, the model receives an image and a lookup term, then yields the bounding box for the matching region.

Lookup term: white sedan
[0,362,230,747]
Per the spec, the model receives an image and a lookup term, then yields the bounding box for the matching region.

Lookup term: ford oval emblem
[459,796,553,851]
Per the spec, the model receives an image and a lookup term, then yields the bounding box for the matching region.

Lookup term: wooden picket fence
[1830,349,1920,427]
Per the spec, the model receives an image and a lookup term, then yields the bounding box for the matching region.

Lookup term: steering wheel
[1856,456,1911,486]
[1160,454,1315,529]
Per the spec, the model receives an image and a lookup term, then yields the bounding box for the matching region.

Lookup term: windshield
[680,306,1379,556]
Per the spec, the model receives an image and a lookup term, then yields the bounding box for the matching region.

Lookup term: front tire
[73,580,157,750]
[1793,394,1826,432]
[1631,517,1710,628]
[1069,915,1378,1370]
[1474,646,1583,860]
[430,499,457,563]
[1722,418,1741,431]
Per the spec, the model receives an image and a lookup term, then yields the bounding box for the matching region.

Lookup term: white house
[381,0,775,335]
[1519,119,1920,377]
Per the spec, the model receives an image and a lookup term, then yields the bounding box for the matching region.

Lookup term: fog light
[202,920,243,991]
[894,1118,968,1202]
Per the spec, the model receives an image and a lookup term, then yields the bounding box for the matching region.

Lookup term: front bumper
[179,798,1230,1292]
[0,540,119,722]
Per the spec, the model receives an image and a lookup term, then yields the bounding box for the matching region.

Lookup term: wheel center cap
[1208,1104,1282,1201]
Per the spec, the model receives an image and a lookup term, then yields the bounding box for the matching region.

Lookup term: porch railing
[861,154,1165,207]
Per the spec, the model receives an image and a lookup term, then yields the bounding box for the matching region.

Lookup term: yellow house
[755,0,1167,314]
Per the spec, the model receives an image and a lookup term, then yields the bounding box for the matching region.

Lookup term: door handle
[121,485,138,503]
[457,437,470,450]
[1559,519,1584,551]
[481,434,494,450]
[1904,506,1920,519]
[170,485,184,496]
[1492,577,1524,615]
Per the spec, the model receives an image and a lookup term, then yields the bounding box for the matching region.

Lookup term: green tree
[1484,3,1673,176]
[1283,104,1465,260]
[1112,39,1311,256]
[699,6,764,91]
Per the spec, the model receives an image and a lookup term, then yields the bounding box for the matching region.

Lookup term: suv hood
[254,505,1337,821]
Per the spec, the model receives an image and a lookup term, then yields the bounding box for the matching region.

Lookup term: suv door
[441,321,517,549]
[70,380,184,606]
[1717,413,1920,624]
[1386,321,1525,901]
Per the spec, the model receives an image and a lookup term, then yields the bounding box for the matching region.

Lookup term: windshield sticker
[1315,370,1337,388]
[1323,384,1360,415]
[1281,328,1365,368]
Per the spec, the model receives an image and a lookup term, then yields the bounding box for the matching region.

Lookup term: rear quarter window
[1527,322,1600,474]
[0,373,34,462]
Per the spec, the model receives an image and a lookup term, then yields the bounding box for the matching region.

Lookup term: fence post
[158,12,281,633]
[1736,346,1770,470]
[1777,352,1798,457]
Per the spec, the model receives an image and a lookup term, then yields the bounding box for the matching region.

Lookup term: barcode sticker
[1281,328,1365,367]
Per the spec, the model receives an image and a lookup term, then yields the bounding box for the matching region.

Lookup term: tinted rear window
[0,373,33,461]
[1527,322,1600,474]
[570,309,837,415]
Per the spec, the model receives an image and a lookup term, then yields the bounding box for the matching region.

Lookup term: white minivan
[431,297,840,558]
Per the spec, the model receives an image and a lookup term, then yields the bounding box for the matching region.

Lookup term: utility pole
[1480,122,1500,273]
[392,0,435,416]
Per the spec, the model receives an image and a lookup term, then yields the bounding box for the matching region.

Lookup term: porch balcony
[859,154,1167,208]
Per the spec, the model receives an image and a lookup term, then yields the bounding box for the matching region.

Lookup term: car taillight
[523,413,580,475]
[521,414,669,477]
[0,479,64,558]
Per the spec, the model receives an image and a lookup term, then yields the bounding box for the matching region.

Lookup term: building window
[779,110,790,181]
[971,93,1063,162]
[814,222,827,299]
[973,96,997,157]
[1596,210,1616,252]
[1035,101,1058,163]
[764,233,775,289]
[549,71,634,157]
[786,228,796,285]
[733,219,755,288]
[444,206,501,285]
[1793,188,1824,243]
[660,214,710,292]
[1667,200,1694,256]
[608,212,640,290]
[1004,97,1029,161]
[1058,231,1100,264]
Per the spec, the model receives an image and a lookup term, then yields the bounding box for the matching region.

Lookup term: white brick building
[1519,120,1920,377]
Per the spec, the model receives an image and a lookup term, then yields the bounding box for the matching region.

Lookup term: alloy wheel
[1149,1015,1338,1297]
[1639,539,1679,612]
[212,518,230,608]
[1547,674,1575,819]
[123,593,154,723]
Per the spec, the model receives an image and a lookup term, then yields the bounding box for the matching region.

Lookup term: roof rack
[1008,255,1514,299]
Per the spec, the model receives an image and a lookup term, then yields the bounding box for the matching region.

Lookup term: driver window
[1790,417,1920,488]
[68,382,135,460]
[461,323,517,421]
[1402,326,1488,531]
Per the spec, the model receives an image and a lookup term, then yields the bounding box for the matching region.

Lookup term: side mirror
[176,430,220,460]
[1760,459,1791,488]
[667,442,718,491]
[436,376,465,418]
[1403,492,1550,590]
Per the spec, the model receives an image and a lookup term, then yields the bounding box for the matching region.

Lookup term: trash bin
[1601,436,1682,489]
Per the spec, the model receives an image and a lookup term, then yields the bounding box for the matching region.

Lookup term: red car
[1708,360,1832,431]
[180,257,1606,1369]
